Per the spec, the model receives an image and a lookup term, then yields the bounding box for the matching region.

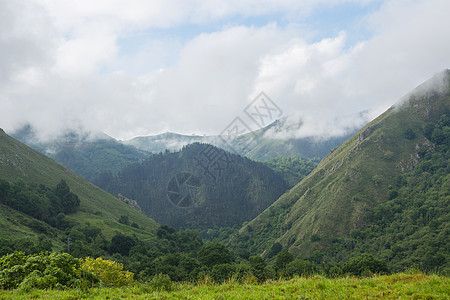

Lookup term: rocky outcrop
[118,193,143,213]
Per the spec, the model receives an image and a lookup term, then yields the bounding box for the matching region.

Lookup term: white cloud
[0,0,449,141]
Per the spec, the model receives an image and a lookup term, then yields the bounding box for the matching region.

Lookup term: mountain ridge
[228,70,449,269]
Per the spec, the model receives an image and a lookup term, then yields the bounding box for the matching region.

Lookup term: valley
[0,71,448,296]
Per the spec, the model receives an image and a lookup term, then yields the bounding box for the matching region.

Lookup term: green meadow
[1,273,448,299]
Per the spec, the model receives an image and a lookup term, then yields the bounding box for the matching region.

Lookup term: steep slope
[10,126,150,182]
[95,143,289,229]
[229,70,450,268]
[0,129,158,245]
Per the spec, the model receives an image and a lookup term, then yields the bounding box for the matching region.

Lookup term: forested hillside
[95,143,289,229]
[228,70,450,273]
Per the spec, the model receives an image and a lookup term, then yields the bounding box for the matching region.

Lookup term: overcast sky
[1,0,449,141]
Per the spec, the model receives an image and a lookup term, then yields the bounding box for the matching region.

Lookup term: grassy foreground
[1,273,448,299]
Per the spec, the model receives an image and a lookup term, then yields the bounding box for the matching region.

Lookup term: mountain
[0,129,158,249]
[122,119,354,162]
[95,143,289,229]
[10,126,150,182]
[11,117,352,188]
[222,119,356,161]
[228,70,450,272]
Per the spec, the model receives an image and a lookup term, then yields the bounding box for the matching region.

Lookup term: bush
[0,252,80,290]
[78,269,100,290]
[263,265,276,280]
[211,263,236,282]
[148,273,172,291]
[286,259,317,277]
[383,151,394,160]
[274,250,294,274]
[198,242,233,268]
[343,254,389,276]
[18,270,55,292]
[404,128,416,140]
[81,257,133,287]
[0,252,27,289]
[109,233,135,256]
[327,265,343,278]
[118,215,130,225]
[249,256,268,282]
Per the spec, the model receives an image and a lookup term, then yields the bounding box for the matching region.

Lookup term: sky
[0,0,449,141]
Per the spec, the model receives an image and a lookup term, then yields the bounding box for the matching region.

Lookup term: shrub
[249,256,267,282]
[18,270,55,292]
[383,151,394,160]
[286,259,317,277]
[0,252,27,289]
[78,269,100,290]
[211,263,236,282]
[0,252,80,290]
[388,190,399,200]
[263,265,276,280]
[274,250,294,274]
[371,175,383,184]
[327,265,343,278]
[81,257,133,287]
[148,273,172,291]
[198,242,233,268]
[109,233,135,256]
[404,128,416,140]
[118,215,130,225]
[343,254,389,276]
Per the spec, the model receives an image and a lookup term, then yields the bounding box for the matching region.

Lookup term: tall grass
[0,273,448,299]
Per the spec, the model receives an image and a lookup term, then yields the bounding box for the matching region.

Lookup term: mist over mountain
[10,114,356,187]
[121,116,358,161]
[10,125,150,182]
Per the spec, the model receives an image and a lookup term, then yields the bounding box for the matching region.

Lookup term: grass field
[0,273,448,299]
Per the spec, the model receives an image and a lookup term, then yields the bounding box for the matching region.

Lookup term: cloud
[0,0,449,141]
[254,0,450,138]
[0,0,57,83]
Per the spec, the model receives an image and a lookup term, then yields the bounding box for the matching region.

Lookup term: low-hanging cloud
[0,0,449,141]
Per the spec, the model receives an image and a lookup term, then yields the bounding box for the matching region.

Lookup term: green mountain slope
[95,143,289,229]
[10,126,150,182]
[0,129,158,245]
[229,70,450,271]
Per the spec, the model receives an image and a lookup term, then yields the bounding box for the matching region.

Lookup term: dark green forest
[0,180,79,229]
[95,143,289,229]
